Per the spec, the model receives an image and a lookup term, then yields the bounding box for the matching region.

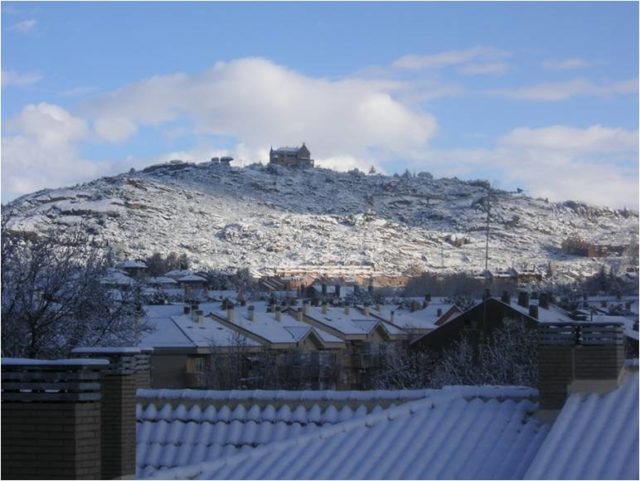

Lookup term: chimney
[601,300,608,308]
[539,292,549,309]
[363,303,370,316]
[529,304,539,319]
[335,285,341,297]
[437,308,442,317]
[537,322,625,418]
[410,301,417,312]
[425,293,432,302]
[297,307,304,322]
[248,305,255,321]
[227,304,236,322]
[2,358,107,479]
[344,304,350,315]
[501,290,511,304]
[322,283,327,296]
[518,291,529,308]
[322,302,328,314]
[71,348,146,479]
[376,302,381,311]
[275,306,282,321]
[390,310,395,323]
[184,305,191,315]
[303,300,310,315]
[195,309,204,326]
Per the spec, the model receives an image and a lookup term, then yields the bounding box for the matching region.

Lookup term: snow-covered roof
[118,259,148,269]
[139,309,258,350]
[136,388,436,478]
[147,276,178,285]
[164,270,194,280]
[212,305,343,346]
[207,290,237,300]
[368,302,456,331]
[143,385,546,480]
[305,307,401,338]
[524,370,639,480]
[178,274,208,283]
[101,270,135,286]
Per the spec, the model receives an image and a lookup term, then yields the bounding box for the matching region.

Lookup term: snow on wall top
[145,386,548,480]
[524,372,639,480]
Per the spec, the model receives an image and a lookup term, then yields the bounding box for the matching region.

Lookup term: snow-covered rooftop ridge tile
[145,389,547,480]
[137,388,435,403]
[2,357,110,367]
[524,372,639,480]
[72,347,142,354]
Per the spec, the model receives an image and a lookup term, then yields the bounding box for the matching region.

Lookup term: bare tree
[374,317,538,389]
[2,224,149,358]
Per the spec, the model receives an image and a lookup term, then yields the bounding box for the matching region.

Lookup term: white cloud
[458,62,510,76]
[409,124,638,208]
[83,58,438,160]
[2,70,42,88]
[499,125,638,153]
[543,58,591,70]
[2,103,102,200]
[490,78,638,101]
[9,19,37,33]
[392,46,511,70]
[94,117,138,143]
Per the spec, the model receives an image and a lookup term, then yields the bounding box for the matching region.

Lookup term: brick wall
[101,374,137,479]
[2,402,102,479]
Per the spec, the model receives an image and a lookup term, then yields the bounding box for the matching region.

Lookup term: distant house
[269,143,314,168]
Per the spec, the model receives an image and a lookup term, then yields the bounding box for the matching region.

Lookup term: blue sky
[2,1,638,208]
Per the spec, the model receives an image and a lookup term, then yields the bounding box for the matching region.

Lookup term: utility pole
[480,186,493,355]
[485,188,491,275]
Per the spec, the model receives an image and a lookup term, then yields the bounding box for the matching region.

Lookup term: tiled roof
[136,388,434,478]
[524,371,639,480]
[145,386,546,480]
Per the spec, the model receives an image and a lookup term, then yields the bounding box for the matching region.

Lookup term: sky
[2,1,638,208]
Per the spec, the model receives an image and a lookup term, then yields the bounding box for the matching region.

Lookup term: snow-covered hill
[4,161,638,281]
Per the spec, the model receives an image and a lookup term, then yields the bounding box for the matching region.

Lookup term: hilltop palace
[269,143,314,168]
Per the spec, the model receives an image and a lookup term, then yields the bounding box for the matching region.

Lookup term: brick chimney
[518,291,529,308]
[539,292,549,309]
[501,290,511,304]
[537,322,625,418]
[2,358,107,479]
[72,347,147,479]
